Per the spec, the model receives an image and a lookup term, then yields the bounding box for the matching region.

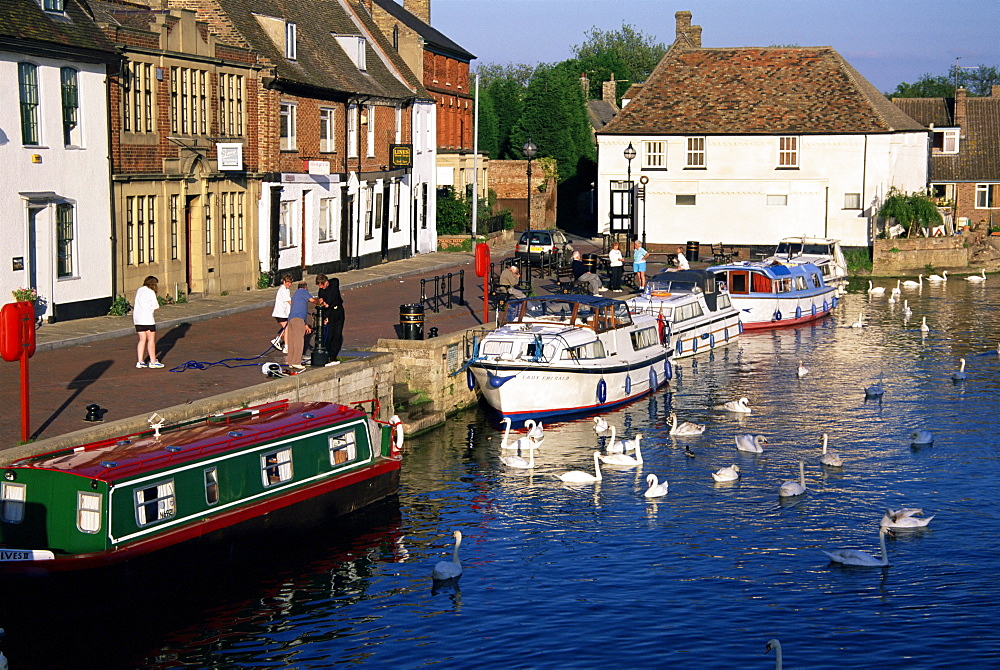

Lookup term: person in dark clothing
[571,251,604,294]
[315,273,345,365]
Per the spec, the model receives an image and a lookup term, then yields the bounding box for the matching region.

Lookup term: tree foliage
[886,64,1000,98]
[571,23,667,85]
[474,85,499,159]
[564,52,633,102]
[878,188,943,237]
[475,62,538,89]
[486,77,524,159]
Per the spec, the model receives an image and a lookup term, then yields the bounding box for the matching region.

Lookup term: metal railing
[420,270,465,313]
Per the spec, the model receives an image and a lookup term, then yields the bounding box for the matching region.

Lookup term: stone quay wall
[872,237,970,275]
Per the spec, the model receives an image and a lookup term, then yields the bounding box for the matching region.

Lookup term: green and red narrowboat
[0,400,402,573]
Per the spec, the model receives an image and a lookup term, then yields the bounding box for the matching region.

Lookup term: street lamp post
[623,142,636,243]
[523,136,537,229]
[638,175,649,248]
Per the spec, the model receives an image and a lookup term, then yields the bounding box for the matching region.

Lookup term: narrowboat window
[794,276,807,290]
[204,467,219,505]
[810,273,822,288]
[261,448,293,486]
[135,480,176,526]
[329,431,358,466]
[729,272,748,294]
[630,327,659,350]
[76,491,101,533]
[561,340,606,360]
[1,482,26,524]
[482,340,513,357]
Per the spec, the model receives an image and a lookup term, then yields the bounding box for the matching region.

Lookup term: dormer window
[335,35,367,72]
[932,128,959,154]
[41,0,64,11]
[285,22,297,60]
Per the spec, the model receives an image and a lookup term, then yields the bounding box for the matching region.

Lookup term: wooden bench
[711,243,738,264]
[554,266,591,294]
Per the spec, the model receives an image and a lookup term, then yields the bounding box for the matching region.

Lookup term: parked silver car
[514,230,574,266]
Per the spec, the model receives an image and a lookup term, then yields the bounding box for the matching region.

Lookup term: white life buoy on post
[389,414,404,457]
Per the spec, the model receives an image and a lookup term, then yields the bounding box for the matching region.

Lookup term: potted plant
[11,287,37,303]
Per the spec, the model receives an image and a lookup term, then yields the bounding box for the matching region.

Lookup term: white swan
[712,464,740,482]
[864,381,884,398]
[735,434,767,453]
[500,443,535,469]
[765,639,784,670]
[822,527,891,567]
[952,357,967,382]
[644,473,668,497]
[778,460,807,497]
[602,435,642,465]
[965,269,987,282]
[500,417,536,452]
[606,425,639,453]
[557,451,602,483]
[927,269,948,282]
[901,274,923,287]
[722,397,752,413]
[881,508,934,529]
[592,416,609,433]
[525,419,545,445]
[819,433,843,467]
[669,412,706,436]
[867,280,885,295]
[797,360,809,378]
[919,316,929,333]
[432,530,463,580]
[910,429,934,446]
[902,299,912,316]
[850,311,864,328]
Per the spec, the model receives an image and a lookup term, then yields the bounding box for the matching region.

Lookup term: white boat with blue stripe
[627,269,742,359]
[466,295,672,421]
[708,260,839,330]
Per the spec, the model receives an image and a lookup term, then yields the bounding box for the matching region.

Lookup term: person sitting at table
[498,263,526,299]
[571,251,605,294]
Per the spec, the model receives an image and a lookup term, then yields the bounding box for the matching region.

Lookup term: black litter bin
[583,253,598,274]
[399,303,424,340]
[686,241,700,263]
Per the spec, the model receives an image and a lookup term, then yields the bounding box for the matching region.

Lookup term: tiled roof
[368,0,473,62]
[212,0,425,100]
[892,97,953,127]
[897,96,1000,182]
[587,99,617,131]
[0,0,119,62]
[602,47,925,136]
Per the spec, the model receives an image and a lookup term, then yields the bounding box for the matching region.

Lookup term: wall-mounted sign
[390,144,413,169]
[12,257,23,272]
[306,160,330,175]
[217,143,243,171]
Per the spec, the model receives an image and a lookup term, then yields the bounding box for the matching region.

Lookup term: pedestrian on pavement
[271,274,293,352]
[632,240,649,290]
[499,263,526,299]
[675,246,690,271]
[571,251,605,294]
[315,273,345,365]
[286,282,315,370]
[608,241,624,291]
[133,275,163,368]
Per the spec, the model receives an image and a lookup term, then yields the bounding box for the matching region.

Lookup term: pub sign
[390,144,413,169]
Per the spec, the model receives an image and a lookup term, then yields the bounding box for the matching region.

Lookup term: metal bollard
[399,303,424,340]
[310,305,329,367]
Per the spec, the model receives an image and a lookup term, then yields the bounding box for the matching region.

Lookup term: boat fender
[597,379,608,404]
[795,306,802,319]
[692,337,698,353]
[625,374,632,395]
[664,359,673,380]
[812,303,817,317]
[466,368,476,391]
[676,339,683,355]
[739,321,744,334]
[823,300,828,312]
[389,415,404,457]
[832,295,838,308]
[649,368,658,390]
[709,333,715,348]
[724,327,729,341]
[774,310,782,321]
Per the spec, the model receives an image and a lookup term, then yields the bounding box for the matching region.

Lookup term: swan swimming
[965,269,987,282]
[500,417,536,452]
[910,429,934,446]
[919,316,929,332]
[721,397,752,413]
[593,416,609,433]
[609,426,641,453]
[712,464,740,482]
[901,299,912,316]
[797,360,809,378]
[600,434,642,466]
[952,357,967,382]
[927,269,948,282]
[867,280,885,294]
[557,451,603,483]
[669,412,706,436]
[500,443,535,469]
[765,639,784,670]
[881,507,934,529]
[432,530,463,580]
[901,274,923,287]
[778,460,807,497]
[850,311,864,328]
[822,527,891,567]
[644,473,668,498]
[525,419,545,445]
[819,433,843,467]
[735,434,767,453]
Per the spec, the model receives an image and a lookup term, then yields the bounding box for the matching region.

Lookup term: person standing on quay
[134,275,163,368]
[632,240,649,290]
[608,241,624,291]
[315,273,345,365]
[286,282,315,370]
[271,274,293,352]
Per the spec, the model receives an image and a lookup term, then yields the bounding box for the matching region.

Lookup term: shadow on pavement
[31,359,114,440]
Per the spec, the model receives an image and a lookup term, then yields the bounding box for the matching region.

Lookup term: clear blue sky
[431,0,1000,94]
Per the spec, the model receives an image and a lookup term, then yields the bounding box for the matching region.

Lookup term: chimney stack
[955,87,967,131]
[404,0,430,25]
[580,72,590,98]
[674,11,702,49]
[992,84,1000,98]
[603,76,618,107]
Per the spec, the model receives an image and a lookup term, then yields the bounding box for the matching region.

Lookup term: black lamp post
[624,142,636,241]
[638,175,649,249]
[523,136,537,228]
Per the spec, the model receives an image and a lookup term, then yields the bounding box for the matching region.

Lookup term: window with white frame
[61,67,80,146]
[320,108,336,153]
[56,203,75,277]
[932,128,959,154]
[392,181,401,232]
[778,136,798,168]
[766,194,788,206]
[204,193,212,255]
[976,183,996,208]
[285,22,297,60]
[844,192,861,210]
[220,193,228,253]
[363,185,374,239]
[262,448,293,486]
[279,200,294,247]
[395,105,402,143]
[170,67,208,135]
[347,104,358,158]
[170,195,179,260]
[642,140,666,168]
[123,61,154,134]
[329,430,358,466]
[125,196,155,266]
[18,62,39,145]
[366,104,376,157]
[280,102,297,151]
[218,73,244,137]
[77,492,101,533]
[686,137,705,168]
[318,197,336,242]
[135,480,175,526]
[1,482,25,523]
[204,467,219,505]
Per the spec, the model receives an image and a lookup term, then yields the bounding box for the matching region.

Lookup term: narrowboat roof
[9,401,364,483]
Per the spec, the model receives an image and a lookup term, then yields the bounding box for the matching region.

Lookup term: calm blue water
[7,278,1000,668]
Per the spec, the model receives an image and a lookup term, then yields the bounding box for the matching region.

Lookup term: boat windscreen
[803,243,832,255]
[775,241,802,255]
[648,278,699,294]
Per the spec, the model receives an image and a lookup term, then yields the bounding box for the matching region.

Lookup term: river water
[6,278,1000,668]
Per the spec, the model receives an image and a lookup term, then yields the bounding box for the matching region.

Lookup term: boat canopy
[501,295,632,334]
[645,269,723,311]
